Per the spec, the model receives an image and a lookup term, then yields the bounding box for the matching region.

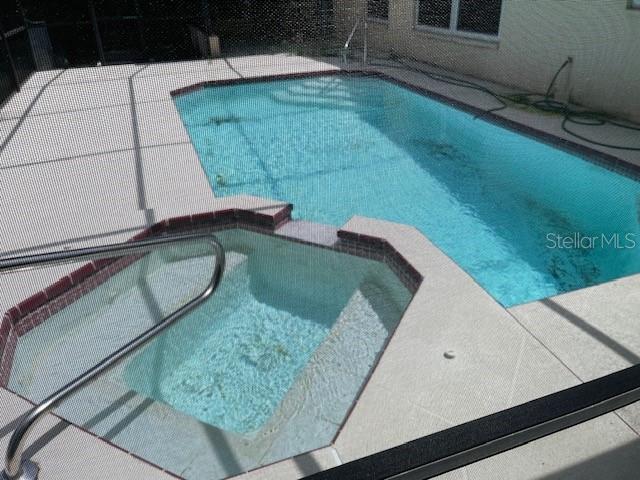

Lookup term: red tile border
[336,229,424,293]
[70,262,97,285]
[0,315,10,341]
[131,229,152,241]
[5,307,20,324]
[44,276,74,300]
[190,211,217,225]
[165,215,193,231]
[93,258,115,271]
[16,291,47,318]
[0,204,294,388]
[169,69,344,97]
[0,327,18,387]
[149,220,169,236]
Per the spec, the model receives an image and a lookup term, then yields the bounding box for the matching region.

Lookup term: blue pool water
[124,231,410,435]
[175,75,640,306]
[11,230,410,477]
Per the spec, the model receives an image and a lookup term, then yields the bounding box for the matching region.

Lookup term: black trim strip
[302,364,640,480]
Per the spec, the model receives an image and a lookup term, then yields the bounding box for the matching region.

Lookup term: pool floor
[125,247,344,434]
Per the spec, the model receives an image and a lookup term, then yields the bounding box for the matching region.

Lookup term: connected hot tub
[5,224,412,480]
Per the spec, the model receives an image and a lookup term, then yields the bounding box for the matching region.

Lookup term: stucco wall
[335,0,640,122]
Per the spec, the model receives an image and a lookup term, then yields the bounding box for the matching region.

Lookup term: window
[368,0,389,20]
[417,0,503,37]
[631,0,640,9]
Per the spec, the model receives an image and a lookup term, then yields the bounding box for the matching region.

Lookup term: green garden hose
[379,57,640,152]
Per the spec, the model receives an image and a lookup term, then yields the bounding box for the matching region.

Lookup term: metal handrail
[343,17,364,64]
[342,11,368,65]
[0,233,225,480]
[343,18,360,55]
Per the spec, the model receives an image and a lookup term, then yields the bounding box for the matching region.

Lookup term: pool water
[126,273,331,434]
[175,74,640,307]
[10,230,411,477]
[123,230,411,435]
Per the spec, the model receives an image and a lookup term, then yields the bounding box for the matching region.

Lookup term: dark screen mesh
[0,0,337,104]
[0,57,13,105]
[0,2,639,480]
[417,0,453,29]
[1,0,36,104]
[457,0,503,35]
[367,0,389,20]
[13,0,334,67]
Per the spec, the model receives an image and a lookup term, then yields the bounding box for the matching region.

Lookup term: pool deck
[1,54,640,479]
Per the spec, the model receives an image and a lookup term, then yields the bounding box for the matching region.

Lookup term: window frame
[414,0,504,42]
[367,0,390,23]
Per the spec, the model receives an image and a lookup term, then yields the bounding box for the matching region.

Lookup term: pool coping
[169,68,640,181]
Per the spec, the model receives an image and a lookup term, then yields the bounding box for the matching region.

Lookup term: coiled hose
[378,56,640,152]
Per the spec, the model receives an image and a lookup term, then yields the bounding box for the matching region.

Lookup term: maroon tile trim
[69,262,97,285]
[165,215,192,231]
[229,218,424,292]
[190,211,217,225]
[336,229,424,293]
[170,69,346,97]
[0,205,294,387]
[0,323,18,387]
[44,276,73,300]
[16,291,47,318]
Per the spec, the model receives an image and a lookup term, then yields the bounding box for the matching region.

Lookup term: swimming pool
[9,229,410,479]
[175,74,640,307]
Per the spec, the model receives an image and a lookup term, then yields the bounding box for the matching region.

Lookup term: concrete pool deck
[1,54,640,479]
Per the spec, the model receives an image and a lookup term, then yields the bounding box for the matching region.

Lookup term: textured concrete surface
[0,54,338,312]
[228,448,341,480]
[0,389,177,480]
[334,216,640,479]
[509,274,640,436]
[1,54,639,480]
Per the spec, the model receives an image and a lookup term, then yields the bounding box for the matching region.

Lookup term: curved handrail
[342,17,361,64]
[0,233,225,480]
[342,16,368,65]
[344,17,361,51]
